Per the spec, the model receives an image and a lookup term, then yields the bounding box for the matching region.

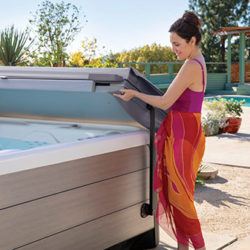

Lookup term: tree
[81,38,99,63]
[114,43,176,73]
[29,0,87,66]
[68,38,102,66]
[69,51,85,67]
[69,42,176,71]
[189,0,249,62]
[0,25,32,66]
[242,3,250,26]
[68,37,118,68]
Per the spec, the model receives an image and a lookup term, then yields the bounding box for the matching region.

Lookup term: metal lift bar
[0,73,124,82]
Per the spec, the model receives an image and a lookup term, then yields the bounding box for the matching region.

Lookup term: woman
[114,11,206,250]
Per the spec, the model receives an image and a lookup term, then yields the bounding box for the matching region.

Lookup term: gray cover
[0,66,167,130]
[112,67,167,130]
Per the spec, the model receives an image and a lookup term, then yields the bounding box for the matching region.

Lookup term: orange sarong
[154,110,205,249]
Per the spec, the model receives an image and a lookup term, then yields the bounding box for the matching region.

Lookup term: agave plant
[0,26,32,65]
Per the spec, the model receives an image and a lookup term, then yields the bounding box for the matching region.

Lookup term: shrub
[202,98,245,136]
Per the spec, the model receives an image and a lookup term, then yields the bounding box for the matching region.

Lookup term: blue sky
[0,0,189,54]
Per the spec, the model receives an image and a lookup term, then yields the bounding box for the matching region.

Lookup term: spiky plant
[0,26,32,65]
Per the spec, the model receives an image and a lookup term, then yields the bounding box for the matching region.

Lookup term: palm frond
[0,26,32,65]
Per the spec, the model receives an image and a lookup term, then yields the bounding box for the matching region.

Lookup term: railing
[119,61,228,93]
[119,61,226,75]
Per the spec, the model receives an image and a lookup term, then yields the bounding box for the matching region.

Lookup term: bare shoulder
[183,59,201,72]
[177,60,200,79]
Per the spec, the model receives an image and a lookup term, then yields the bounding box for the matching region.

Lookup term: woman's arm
[113,61,200,110]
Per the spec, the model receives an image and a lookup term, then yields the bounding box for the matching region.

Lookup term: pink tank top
[170,58,206,113]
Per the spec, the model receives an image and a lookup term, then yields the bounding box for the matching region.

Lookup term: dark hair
[169,11,202,45]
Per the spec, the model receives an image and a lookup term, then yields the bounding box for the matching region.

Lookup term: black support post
[140,105,155,217]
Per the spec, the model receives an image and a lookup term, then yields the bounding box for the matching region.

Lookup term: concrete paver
[203,107,250,168]
[223,235,250,250]
[150,229,237,250]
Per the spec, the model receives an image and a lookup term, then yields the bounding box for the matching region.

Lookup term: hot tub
[0,66,165,250]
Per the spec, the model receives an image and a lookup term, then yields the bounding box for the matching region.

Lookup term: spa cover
[0,66,167,130]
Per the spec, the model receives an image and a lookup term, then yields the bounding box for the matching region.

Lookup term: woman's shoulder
[186,56,206,71]
[182,59,201,72]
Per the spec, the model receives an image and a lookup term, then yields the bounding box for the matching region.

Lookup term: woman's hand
[113,89,137,102]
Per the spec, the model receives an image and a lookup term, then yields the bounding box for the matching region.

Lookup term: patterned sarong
[154,110,205,249]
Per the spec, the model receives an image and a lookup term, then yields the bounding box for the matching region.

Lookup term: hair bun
[182,11,201,29]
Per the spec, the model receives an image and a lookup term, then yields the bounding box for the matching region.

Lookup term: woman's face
[170,32,195,60]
